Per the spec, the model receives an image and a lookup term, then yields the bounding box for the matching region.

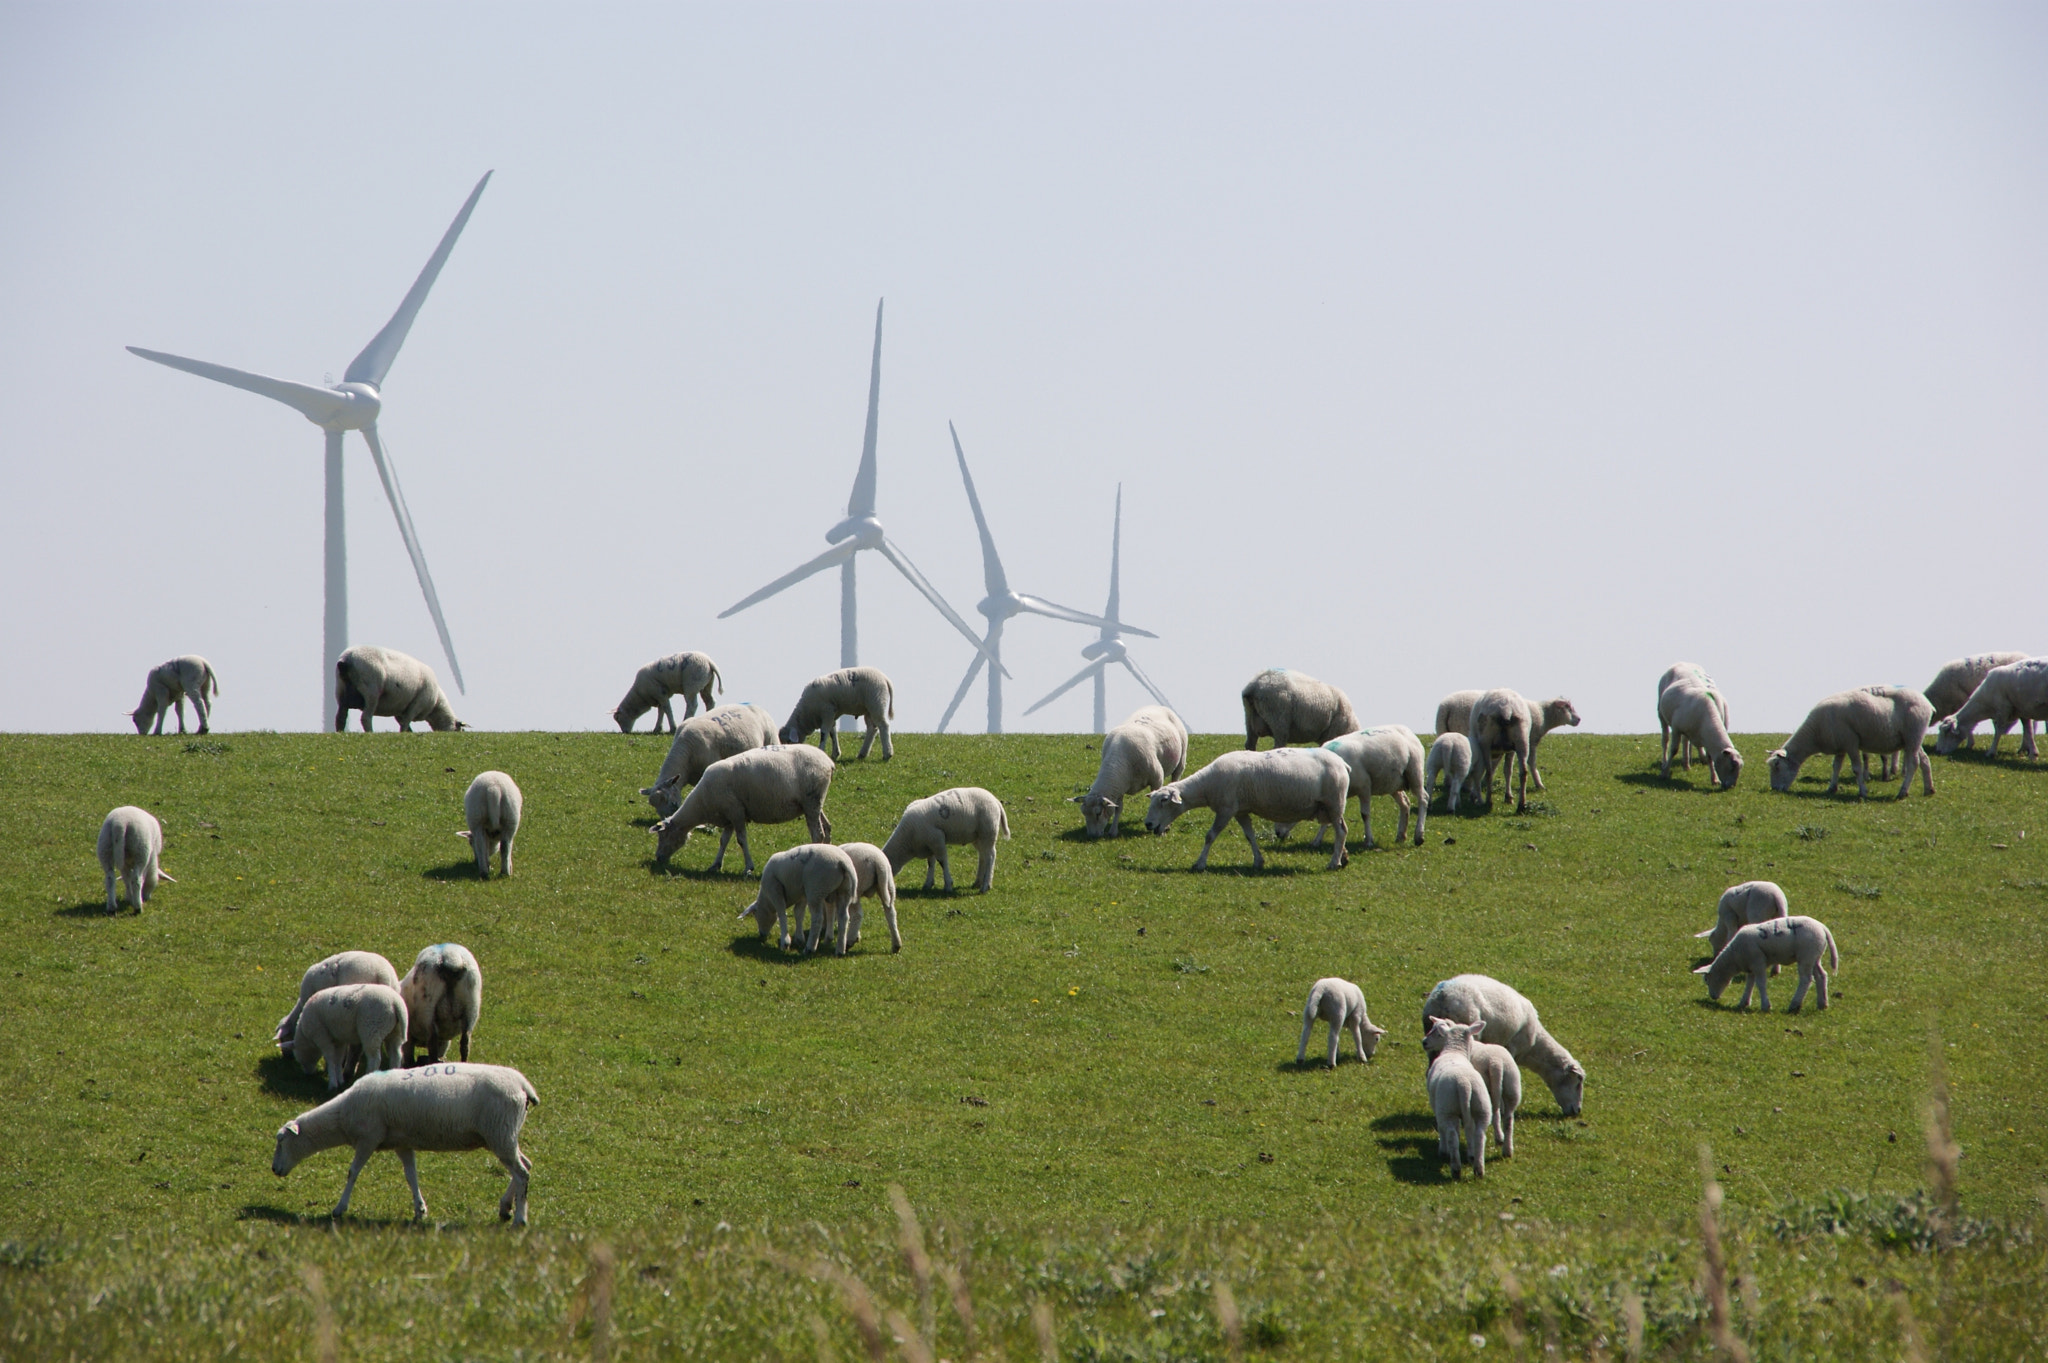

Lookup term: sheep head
[1765,749,1799,791]
[1076,793,1121,839]
[1359,1020,1389,1060]
[1544,698,1582,730]
[1933,719,1965,757]
[1142,787,1186,835]
[1712,747,1744,790]
[272,1120,311,1176]
[1551,1063,1586,1116]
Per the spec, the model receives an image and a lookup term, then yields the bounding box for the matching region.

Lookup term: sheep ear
[456,831,472,841]
[1694,927,1715,938]
[285,1121,300,1136]
[1366,1022,1387,1036]
[1693,964,1712,974]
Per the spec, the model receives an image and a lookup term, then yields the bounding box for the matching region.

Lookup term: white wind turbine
[937,427,1153,734]
[1023,484,1174,734]
[129,173,490,725]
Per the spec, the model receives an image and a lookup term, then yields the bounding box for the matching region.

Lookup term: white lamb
[1300,726,1427,849]
[1424,1017,1521,1158]
[1656,663,1727,768]
[882,787,1012,893]
[1424,1018,1492,1179]
[1074,706,1189,838]
[737,843,861,955]
[613,651,723,733]
[399,943,483,1065]
[838,841,902,953]
[1695,880,1790,960]
[1766,686,1934,799]
[652,745,835,872]
[1423,732,1474,813]
[131,655,219,735]
[1923,652,2028,739]
[640,703,781,818]
[458,771,521,878]
[781,666,895,760]
[1934,658,2048,760]
[275,951,400,1053]
[292,982,409,1092]
[1434,690,1482,738]
[334,645,465,732]
[1240,668,1359,749]
[96,806,174,915]
[1658,675,1743,789]
[271,1061,538,1225]
[1143,749,1351,872]
[1469,689,1583,814]
[1295,978,1388,1068]
[1695,916,1839,1013]
[1421,974,1585,1116]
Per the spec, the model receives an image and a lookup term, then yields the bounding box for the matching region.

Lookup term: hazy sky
[3,3,2043,735]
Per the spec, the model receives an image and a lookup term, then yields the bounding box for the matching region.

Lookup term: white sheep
[131,655,219,735]
[1295,978,1387,1068]
[613,651,723,733]
[458,771,522,878]
[1766,686,1935,799]
[838,841,902,953]
[737,843,861,955]
[1695,916,1839,1013]
[882,787,1012,893]
[399,943,483,1065]
[276,951,401,1053]
[1934,658,2048,760]
[96,805,174,915]
[1695,880,1790,960]
[652,744,835,872]
[1923,652,2028,739]
[639,703,781,819]
[1656,663,1727,769]
[1658,676,1743,789]
[1424,1017,1521,1158]
[1302,726,1428,849]
[1421,974,1585,1116]
[292,982,409,1092]
[1143,749,1351,872]
[1241,668,1359,749]
[1424,1018,1492,1179]
[1074,706,1189,838]
[334,645,465,733]
[781,666,895,760]
[1424,732,1473,813]
[1434,689,1483,739]
[1468,690,1581,810]
[271,1061,538,1225]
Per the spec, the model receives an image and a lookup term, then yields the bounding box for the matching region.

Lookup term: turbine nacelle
[825,515,885,549]
[1082,637,1126,662]
[313,383,382,432]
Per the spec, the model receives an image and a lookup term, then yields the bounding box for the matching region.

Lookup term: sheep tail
[207,663,221,698]
[999,803,1012,839]
[886,682,895,721]
[710,664,724,695]
[1693,926,1716,939]
[524,1081,539,1109]
[1826,926,1839,972]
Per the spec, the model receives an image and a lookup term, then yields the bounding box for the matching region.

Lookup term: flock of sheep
[92,642,2045,1209]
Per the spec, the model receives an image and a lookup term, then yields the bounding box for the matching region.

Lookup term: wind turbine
[937,426,1153,734]
[1024,484,1174,734]
[129,173,490,725]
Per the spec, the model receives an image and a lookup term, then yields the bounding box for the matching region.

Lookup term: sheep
[781,666,895,760]
[1241,668,1359,749]
[639,703,781,819]
[1143,748,1351,872]
[882,787,1012,893]
[1434,689,1483,739]
[292,982,409,1092]
[1421,974,1585,1116]
[1935,658,2048,760]
[1695,916,1839,1013]
[399,943,483,1065]
[1467,691,1581,809]
[1424,1017,1521,1158]
[131,655,219,735]
[838,841,902,953]
[1656,663,1727,769]
[1424,1018,1492,1179]
[1658,676,1743,789]
[1074,706,1189,838]
[271,1061,538,1225]
[96,806,173,915]
[613,651,723,733]
[652,744,834,872]
[1295,978,1387,1068]
[1766,686,1935,799]
[1304,726,1428,849]
[1424,732,1474,813]
[736,843,861,955]
[458,771,521,877]
[1696,880,1790,961]
[333,645,465,733]
[276,951,400,1053]
[1923,652,2029,738]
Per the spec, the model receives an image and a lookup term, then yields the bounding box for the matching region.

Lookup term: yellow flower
[1068,987,1079,996]
[1030,999,1039,1004]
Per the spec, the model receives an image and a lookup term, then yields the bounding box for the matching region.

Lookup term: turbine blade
[948,422,1008,599]
[935,650,989,734]
[345,171,492,387]
[1120,653,1173,711]
[1012,594,1159,635]
[126,347,351,426]
[1023,658,1106,716]
[845,299,883,519]
[360,423,465,693]
[1104,483,1123,631]
[718,539,859,618]
[875,535,1009,676]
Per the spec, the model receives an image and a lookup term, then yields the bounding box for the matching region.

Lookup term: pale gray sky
[3,3,2043,735]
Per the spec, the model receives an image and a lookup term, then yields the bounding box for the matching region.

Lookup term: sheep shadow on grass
[235,1204,426,1229]
[1612,769,1722,794]
[421,859,489,881]
[254,1053,333,1103]
[53,901,120,918]
[723,934,860,964]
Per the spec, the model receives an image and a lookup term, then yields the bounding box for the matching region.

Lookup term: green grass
[2,729,2045,1357]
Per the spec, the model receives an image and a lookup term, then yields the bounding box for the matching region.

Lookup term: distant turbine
[937,426,1153,734]
[130,173,490,724]
[1024,484,1174,734]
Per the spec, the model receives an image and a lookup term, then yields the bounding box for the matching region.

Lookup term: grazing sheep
[271,1062,538,1225]
[292,983,409,1092]
[1424,1019,1492,1179]
[1421,974,1585,1116]
[781,666,895,760]
[1301,726,1427,849]
[652,744,834,872]
[1434,690,1484,739]
[1923,652,2028,738]
[1695,880,1790,963]
[1241,669,1359,749]
[1074,706,1189,838]
[1424,1018,1521,1158]
[96,806,173,915]
[1935,658,2048,760]
[1658,677,1743,789]
[1424,732,1474,813]
[882,787,1011,893]
[613,651,722,733]
[399,944,483,1065]
[737,843,861,955]
[131,655,219,735]
[1143,748,1351,872]
[1468,690,1582,810]
[640,703,781,819]
[276,951,400,1053]
[838,841,902,953]
[1656,663,1727,768]
[1695,916,1839,1013]
[1766,686,1934,799]
[334,645,465,733]
[458,771,521,878]
[1295,978,1387,1068]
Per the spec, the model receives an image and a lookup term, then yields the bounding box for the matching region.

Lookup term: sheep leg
[922,855,936,890]
[1325,806,1348,868]
[331,1145,376,1218]
[1853,752,1870,800]
[1295,1010,1315,1065]
[1359,791,1375,851]
[497,1146,532,1226]
[1659,724,1673,778]
[734,824,756,875]
[974,837,995,893]
[1410,783,1427,845]
[459,1030,470,1063]
[825,714,843,760]
[1237,812,1265,870]
[1812,959,1829,1010]
[1529,750,1546,791]
[656,697,676,733]
[1988,722,2007,758]
[1394,791,1410,847]
[709,827,734,873]
[1327,1020,1341,1069]
[500,833,514,878]
[173,696,189,735]
[398,1149,429,1220]
[878,719,893,760]
[1824,754,1844,794]
[192,691,209,734]
[1468,1114,1486,1177]
[1514,743,1530,814]
[856,720,877,760]
[104,867,119,915]
[1735,973,1757,1011]
[358,684,382,732]
[1917,748,1936,795]
[1351,1016,1370,1063]
[935,845,955,892]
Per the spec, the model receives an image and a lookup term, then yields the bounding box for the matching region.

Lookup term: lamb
[1424,1018,1492,1179]
[131,655,219,735]
[1923,652,2028,739]
[1240,668,1359,749]
[1655,663,1727,769]
[781,666,895,760]
[1766,686,1935,799]
[1421,974,1585,1116]
[96,805,174,915]
[613,650,722,733]
[1305,726,1428,849]
[1143,748,1351,872]
[1424,1017,1521,1158]
[333,645,465,732]
[1934,658,2048,760]
[275,951,400,1053]
[736,843,861,955]
[639,703,781,819]
[458,771,521,877]
[838,841,902,953]
[652,744,834,872]
[882,787,1012,893]
[399,943,483,1065]
[271,1061,538,1225]
[1424,732,1474,813]
[1295,978,1387,1068]
[1074,706,1189,838]
[1467,690,1581,809]
[1434,689,1484,739]
[1695,880,1790,960]
[292,982,409,1092]
[1658,675,1743,789]
[1695,916,1839,1013]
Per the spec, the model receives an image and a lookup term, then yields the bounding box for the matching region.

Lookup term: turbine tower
[129,173,490,725]
[1024,484,1174,734]
[937,425,1153,734]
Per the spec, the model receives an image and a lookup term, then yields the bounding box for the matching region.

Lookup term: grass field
[2,728,2044,1358]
